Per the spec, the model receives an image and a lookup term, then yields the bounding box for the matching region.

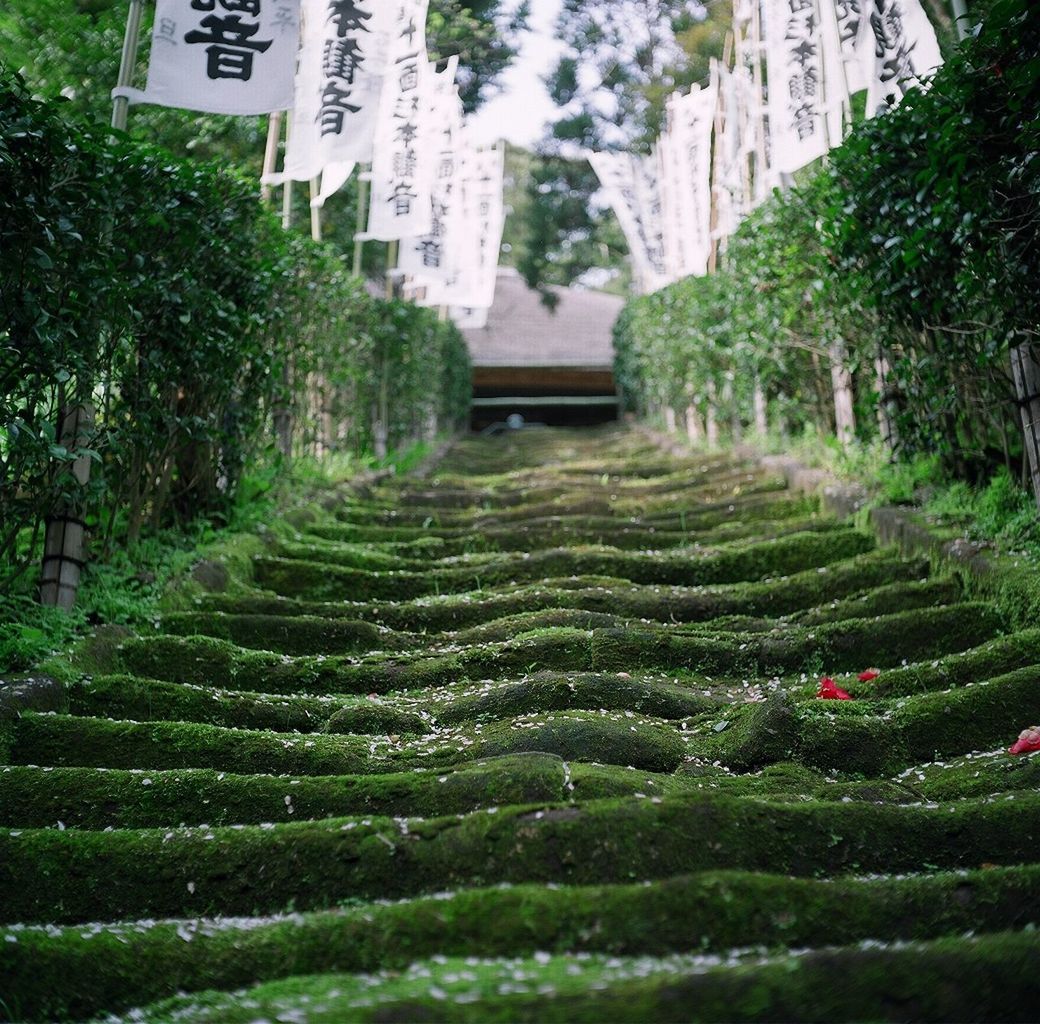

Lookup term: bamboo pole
[45,0,144,609]
[353,165,370,277]
[260,111,284,203]
[385,240,399,299]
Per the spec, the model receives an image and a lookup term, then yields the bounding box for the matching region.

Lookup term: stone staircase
[2,427,1038,1021]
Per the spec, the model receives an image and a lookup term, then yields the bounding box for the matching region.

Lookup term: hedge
[614,0,1040,505]
[0,70,471,584]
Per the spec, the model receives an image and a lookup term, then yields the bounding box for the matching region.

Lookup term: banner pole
[111,0,145,131]
[950,0,969,39]
[281,117,294,230]
[261,111,284,203]
[309,178,322,241]
[385,240,399,299]
[353,165,370,276]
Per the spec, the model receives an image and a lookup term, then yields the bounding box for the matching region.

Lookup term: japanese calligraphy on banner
[712,65,749,246]
[114,0,300,115]
[398,60,463,301]
[271,0,395,199]
[445,145,505,310]
[366,0,433,240]
[833,0,873,93]
[764,0,833,175]
[589,151,668,295]
[865,0,943,113]
[659,84,715,281]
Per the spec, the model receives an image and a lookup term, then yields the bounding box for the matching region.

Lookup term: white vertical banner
[589,151,669,294]
[670,84,715,278]
[712,65,748,246]
[818,0,850,142]
[269,0,396,200]
[656,134,683,283]
[832,0,874,94]
[441,137,489,307]
[366,0,433,240]
[865,0,943,113]
[115,0,301,114]
[764,0,829,175]
[469,145,507,308]
[398,60,463,302]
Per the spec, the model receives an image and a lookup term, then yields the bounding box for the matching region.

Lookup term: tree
[521,0,731,294]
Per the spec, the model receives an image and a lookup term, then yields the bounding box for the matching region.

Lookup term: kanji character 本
[320,81,362,134]
[394,119,419,145]
[327,0,372,37]
[184,14,273,80]
[323,37,365,82]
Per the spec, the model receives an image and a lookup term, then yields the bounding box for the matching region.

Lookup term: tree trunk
[875,352,900,454]
[274,361,293,459]
[829,339,856,447]
[663,406,677,434]
[1010,340,1040,509]
[706,380,719,448]
[685,404,704,444]
[753,378,768,437]
[39,403,94,611]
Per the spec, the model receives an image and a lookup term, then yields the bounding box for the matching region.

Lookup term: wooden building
[463,268,625,430]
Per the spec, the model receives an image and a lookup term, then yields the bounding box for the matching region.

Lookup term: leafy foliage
[615,0,1040,505]
[520,0,731,294]
[0,72,470,590]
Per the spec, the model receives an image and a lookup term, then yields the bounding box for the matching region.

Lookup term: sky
[469,0,565,148]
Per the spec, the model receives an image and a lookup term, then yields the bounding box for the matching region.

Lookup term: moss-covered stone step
[8,707,688,776]
[68,663,724,732]
[331,477,789,529]
[172,579,962,660]
[195,551,928,631]
[3,790,1039,925]
[160,611,388,656]
[0,753,566,829]
[5,867,1036,1022]
[304,500,822,552]
[113,931,1040,1024]
[845,628,1040,697]
[254,529,875,601]
[118,603,1002,697]
[698,666,1040,774]
[65,674,431,734]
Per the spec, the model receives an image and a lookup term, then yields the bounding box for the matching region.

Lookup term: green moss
[855,628,1040,697]
[0,753,564,830]
[67,674,340,732]
[786,576,961,626]
[701,666,1040,774]
[161,612,385,656]
[4,790,1040,925]
[112,931,1040,1023]
[252,530,875,602]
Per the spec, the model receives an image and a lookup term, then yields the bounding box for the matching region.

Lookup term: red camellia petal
[858,668,881,682]
[817,676,852,700]
[1009,726,1040,756]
